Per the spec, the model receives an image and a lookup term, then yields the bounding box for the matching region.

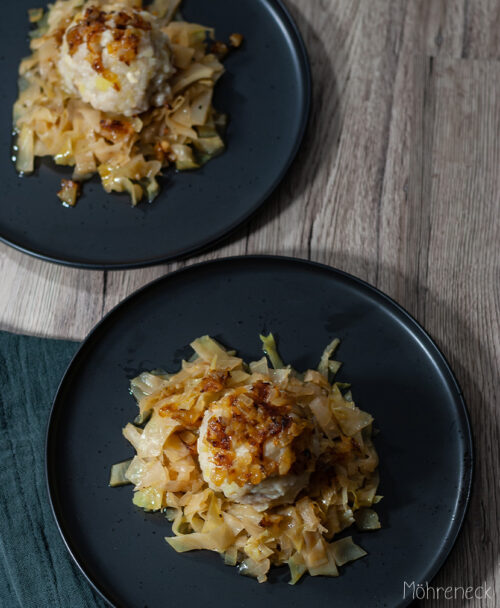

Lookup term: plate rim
[1,0,311,270]
[46,254,474,608]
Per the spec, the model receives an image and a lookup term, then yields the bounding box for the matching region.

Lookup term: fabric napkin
[0,331,106,608]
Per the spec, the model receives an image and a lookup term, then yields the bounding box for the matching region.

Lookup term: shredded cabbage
[112,335,381,583]
[330,536,367,566]
[13,0,235,205]
[318,338,340,378]
[109,459,133,487]
[354,507,381,530]
[259,333,284,369]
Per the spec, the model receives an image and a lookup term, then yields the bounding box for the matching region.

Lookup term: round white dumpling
[197,381,318,509]
[58,3,174,116]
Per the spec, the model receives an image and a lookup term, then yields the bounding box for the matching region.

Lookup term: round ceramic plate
[0,1,310,268]
[47,256,473,608]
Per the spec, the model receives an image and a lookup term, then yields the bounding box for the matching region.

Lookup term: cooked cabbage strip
[112,335,381,583]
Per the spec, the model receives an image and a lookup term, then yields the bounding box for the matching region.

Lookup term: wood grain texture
[0,1,498,605]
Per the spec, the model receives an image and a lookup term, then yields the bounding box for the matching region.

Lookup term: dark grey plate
[46,256,473,608]
[0,1,310,268]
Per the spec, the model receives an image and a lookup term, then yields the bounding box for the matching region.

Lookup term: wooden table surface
[1,1,498,606]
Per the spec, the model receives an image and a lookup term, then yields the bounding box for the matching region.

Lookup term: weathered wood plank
[463,0,500,58]
[379,54,500,607]
[0,243,104,340]
[416,58,500,607]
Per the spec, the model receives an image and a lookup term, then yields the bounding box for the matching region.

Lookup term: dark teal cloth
[0,331,106,608]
